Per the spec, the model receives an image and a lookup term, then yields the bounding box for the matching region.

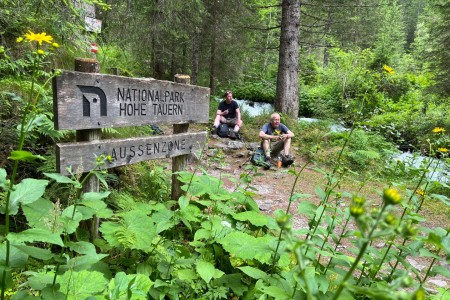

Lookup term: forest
[0,0,450,299]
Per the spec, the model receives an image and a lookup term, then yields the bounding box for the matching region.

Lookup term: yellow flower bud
[17,36,24,43]
[36,49,45,55]
[383,188,401,205]
[350,205,364,218]
[352,196,366,205]
[51,42,60,48]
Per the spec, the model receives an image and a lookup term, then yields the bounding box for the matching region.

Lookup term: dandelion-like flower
[383,64,395,74]
[438,147,448,153]
[432,127,446,133]
[25,31,53,45]
[416,189,425,196]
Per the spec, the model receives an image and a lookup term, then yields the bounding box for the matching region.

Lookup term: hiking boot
[235,132,241,140]
[282,154,294,167]
[263,156,271,169]
[229,131,237,140]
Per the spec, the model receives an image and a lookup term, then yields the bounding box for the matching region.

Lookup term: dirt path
[200,135,450,293]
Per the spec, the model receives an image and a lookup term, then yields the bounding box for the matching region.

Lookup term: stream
[229,98,449,183]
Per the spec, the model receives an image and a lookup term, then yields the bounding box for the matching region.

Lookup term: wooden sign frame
[56,132,207,175]
[53,70,210,130]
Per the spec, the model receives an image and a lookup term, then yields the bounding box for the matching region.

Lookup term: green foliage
[114,163,171,203]
[227,78,276,103]
[1,2,450,299]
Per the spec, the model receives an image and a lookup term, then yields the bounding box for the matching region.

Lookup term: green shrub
[229,79,276,103]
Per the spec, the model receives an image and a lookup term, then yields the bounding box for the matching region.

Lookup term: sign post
[73,58,101,241]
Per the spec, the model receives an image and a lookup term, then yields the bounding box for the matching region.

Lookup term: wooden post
[171,74,190,200]
[75,57,101,241]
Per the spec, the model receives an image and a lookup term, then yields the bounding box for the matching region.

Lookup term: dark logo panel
[77,85,107,117]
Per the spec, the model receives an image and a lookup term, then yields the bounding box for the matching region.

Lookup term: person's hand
[223,109,229,115]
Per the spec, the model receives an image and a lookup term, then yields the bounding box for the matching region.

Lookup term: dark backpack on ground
[217,123,231,138]
[251,147,271,169]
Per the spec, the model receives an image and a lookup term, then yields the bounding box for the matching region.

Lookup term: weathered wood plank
[56,132,207,175]
[53,70,210,130]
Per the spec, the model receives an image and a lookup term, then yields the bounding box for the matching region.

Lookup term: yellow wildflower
[383,64,395,74]
[36,49,45,55]
[383,188,401,205]
[25,31,53,45]
[17,36,24,43]
[432,127,446,133]
[416,189,425,196]
[438,147,448,153]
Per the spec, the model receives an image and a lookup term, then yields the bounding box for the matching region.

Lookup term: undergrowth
[1,30,450,300]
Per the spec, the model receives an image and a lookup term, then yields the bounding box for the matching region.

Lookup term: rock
[258,202,272,211]
[406,257,425,271]
[247,142,260,150]
[428,279,448,288]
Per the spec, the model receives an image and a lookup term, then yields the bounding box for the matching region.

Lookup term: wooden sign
[53,70,210,130]
[56,132,207,175]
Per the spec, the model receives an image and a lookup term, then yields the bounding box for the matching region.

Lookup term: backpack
[217,123,231,138]
[251,147,271,169]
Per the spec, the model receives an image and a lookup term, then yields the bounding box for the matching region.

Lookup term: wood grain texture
[56,132,207,175]
[53,70,210,130]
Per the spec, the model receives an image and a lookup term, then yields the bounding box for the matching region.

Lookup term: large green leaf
[0,168,8,190]
[80,192,113,219]
[27,271,55,290]
[151,208,175,233]
[22,198,56,229]
[177,269,198,281]
[65,241,108,271]
[8,228,64,246]
[100,210,157,252]
[12,244,54,260]
[107,272,154,300]
[218,232,277,264]
[259,285,291,299]
[233,211,268,227]
[8,178,48,215]
[238,266,268,280]
[0,243,28,268]
[8,150,45,162]
[23,198,80,235]
[196,261,216,283]
[297,200,318,219]
[58,270,108,299]
[44,172,81,187]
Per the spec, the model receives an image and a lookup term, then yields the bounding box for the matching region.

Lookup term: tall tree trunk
[323,11,331,67]
[275,0,300,118]
[209,24,217,95]
[191,27,200,85]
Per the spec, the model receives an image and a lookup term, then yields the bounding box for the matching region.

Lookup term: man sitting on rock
[213,90,243,140]
[259,113,294,167]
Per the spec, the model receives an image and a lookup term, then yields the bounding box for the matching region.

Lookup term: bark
[191,27,200,85]
[275,0,300,118]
